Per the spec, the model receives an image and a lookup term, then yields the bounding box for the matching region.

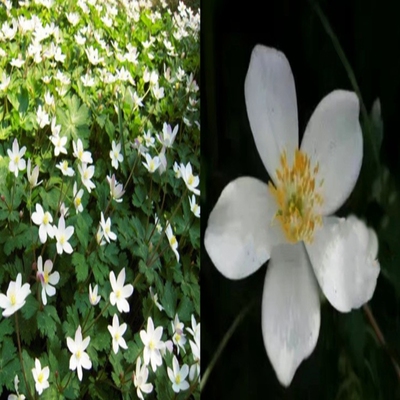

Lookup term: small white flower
[109,268,134,313]
[140,317,164,372]
[172,314,186,354]
[27,159,42,188]
[36,256,59,306]
[89,284,101,306]
[31,204,54,243]
[0,72,11,91]
[165,223,179,262]
[167,355,189,393]
[54,215,74,254]
[8,374,25,400]
[7,138,26,178]
[36,105,50,128]
[133,357,153,400]
[189,339,200,381]
[180,162,200,196]
[157,122,178,148]
[51,135,68,157]
[189,195,200,218]
[99,212,117,243]
[85,46,103,65]
[143,130,155,148]
[78,163,96,193]
[108,314,128,354]
[152,84,164,100]
[73,139,93,164]
[173,162,181,179]
[142,153,160,173]
[73,182,84,213]
[110,141,123,170]
[44,91,54,107]
[31,358,50,395]
[107,174,125,203]
[0,273,31,317]
[67,325,91,381]
[149,286,164,311]
[56,160,74,177]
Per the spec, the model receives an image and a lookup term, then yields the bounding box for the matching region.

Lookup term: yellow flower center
[75,197,81,207]
[43,213,49,225]
[10,293,16,305]
[116,289,121,299]
[59,235,65,245]
[149,340,155,350]
[170,235,176,246]
[44,271,49,284]
[187,175,194,185]
[76,350,81,359]
[268,149,323,244]
[38,371,44,383]
[175,374,181,384]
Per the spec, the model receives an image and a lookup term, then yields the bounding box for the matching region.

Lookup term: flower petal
[306,215,380,312]
[244,44,299,180]
[262,242,320,387]
[204,177,284,280]
[300,90,363,215]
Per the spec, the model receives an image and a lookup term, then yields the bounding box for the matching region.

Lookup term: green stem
[82,301,110,335]
[200,302,254,391]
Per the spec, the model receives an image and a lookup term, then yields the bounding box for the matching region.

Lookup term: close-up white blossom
[110,140,124,170]
[7,138,26,177]
[140,317,164,372]
[107,313,128,354]
[0,273,31,317]
[36,256,60,306]
[67,325,92,381]
[109,268,134,313]
[54,215,74,254]
[204,44,380,386]
[167,355,190,393]
[133,357,153,400]
[31,358,50,395]
[31,204,54,244]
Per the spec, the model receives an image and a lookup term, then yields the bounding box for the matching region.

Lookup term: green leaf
[72,252,89,282]
[0,337,19,394]
[37,305,61,340]
[161,281,177,319]
[21,295,39,320]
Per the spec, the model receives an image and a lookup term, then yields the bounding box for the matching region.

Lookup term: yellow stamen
[268,149,324,244]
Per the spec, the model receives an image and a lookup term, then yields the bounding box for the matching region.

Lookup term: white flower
[31,358,49,395]
[78,163,95,193]
[173,162,181,178]
[204,45,380,386]
[73,139,93,164]
[81,73,95,87]
[140,317,164,372]
[152,84,164,100]
[27,159,42,188]
[167,355,189,393]
[56,160,74,177]
[157,122,178,148]
[36,105,50,128]
[89,284,101,306]
[54,215,74,254]
[109,141,123,170]
[51,135,68,157]
[149,286,164,311]
[36,256,59,306]
[180,162,200,196]
[189,195,200,218]
[31,204,54,243]
[85,46,103,65]
[142,153,160,173]
[60,202,69,218]
[8,374,25,400]
[107,174,125,202]
[99,212,117,242]
[165,223,179,262]
[189,339,200,382]
[73,182,84,213]
[7,138,26,178]
[172,314,186,354]
[143,130,155,148]
[186,314,200,344]
[108,314,128,354]
[0,273,31,317]
[67,325,91,381]
[66,12,80,26]
[0,72,11,91]
[109,268,134,313]
[133,357,153,400]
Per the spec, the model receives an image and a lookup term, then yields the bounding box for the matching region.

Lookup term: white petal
[262,242,320,387]
[300,90,363,215]
[204,177,284,280]
[244,45,298,180]
[306,216,380,312]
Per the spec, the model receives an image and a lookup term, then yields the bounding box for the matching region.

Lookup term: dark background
[201,0,400,398]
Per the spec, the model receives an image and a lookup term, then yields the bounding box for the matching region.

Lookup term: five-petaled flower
[133,357,153,400]
[0,273,31,317]
[204,45,380,386]
[100,212,117,242]
[167,355,189,393]
[180,162,200,195]
[107,314,128,354]
[110,140,123,170]
[31,204,54,244]
[140,317,164,372]
[109,268,134,313]
[67,325,92,381]
[8,138,26,178]
[54,215,74,254]
[31,358,50,395]
[36,256,60,306]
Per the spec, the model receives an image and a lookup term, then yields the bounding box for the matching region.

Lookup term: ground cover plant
[0,0,200,398]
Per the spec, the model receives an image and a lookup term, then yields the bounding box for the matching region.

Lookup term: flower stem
[15,312,33,400]
[201,301,254,391]
[363,304,400,380]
